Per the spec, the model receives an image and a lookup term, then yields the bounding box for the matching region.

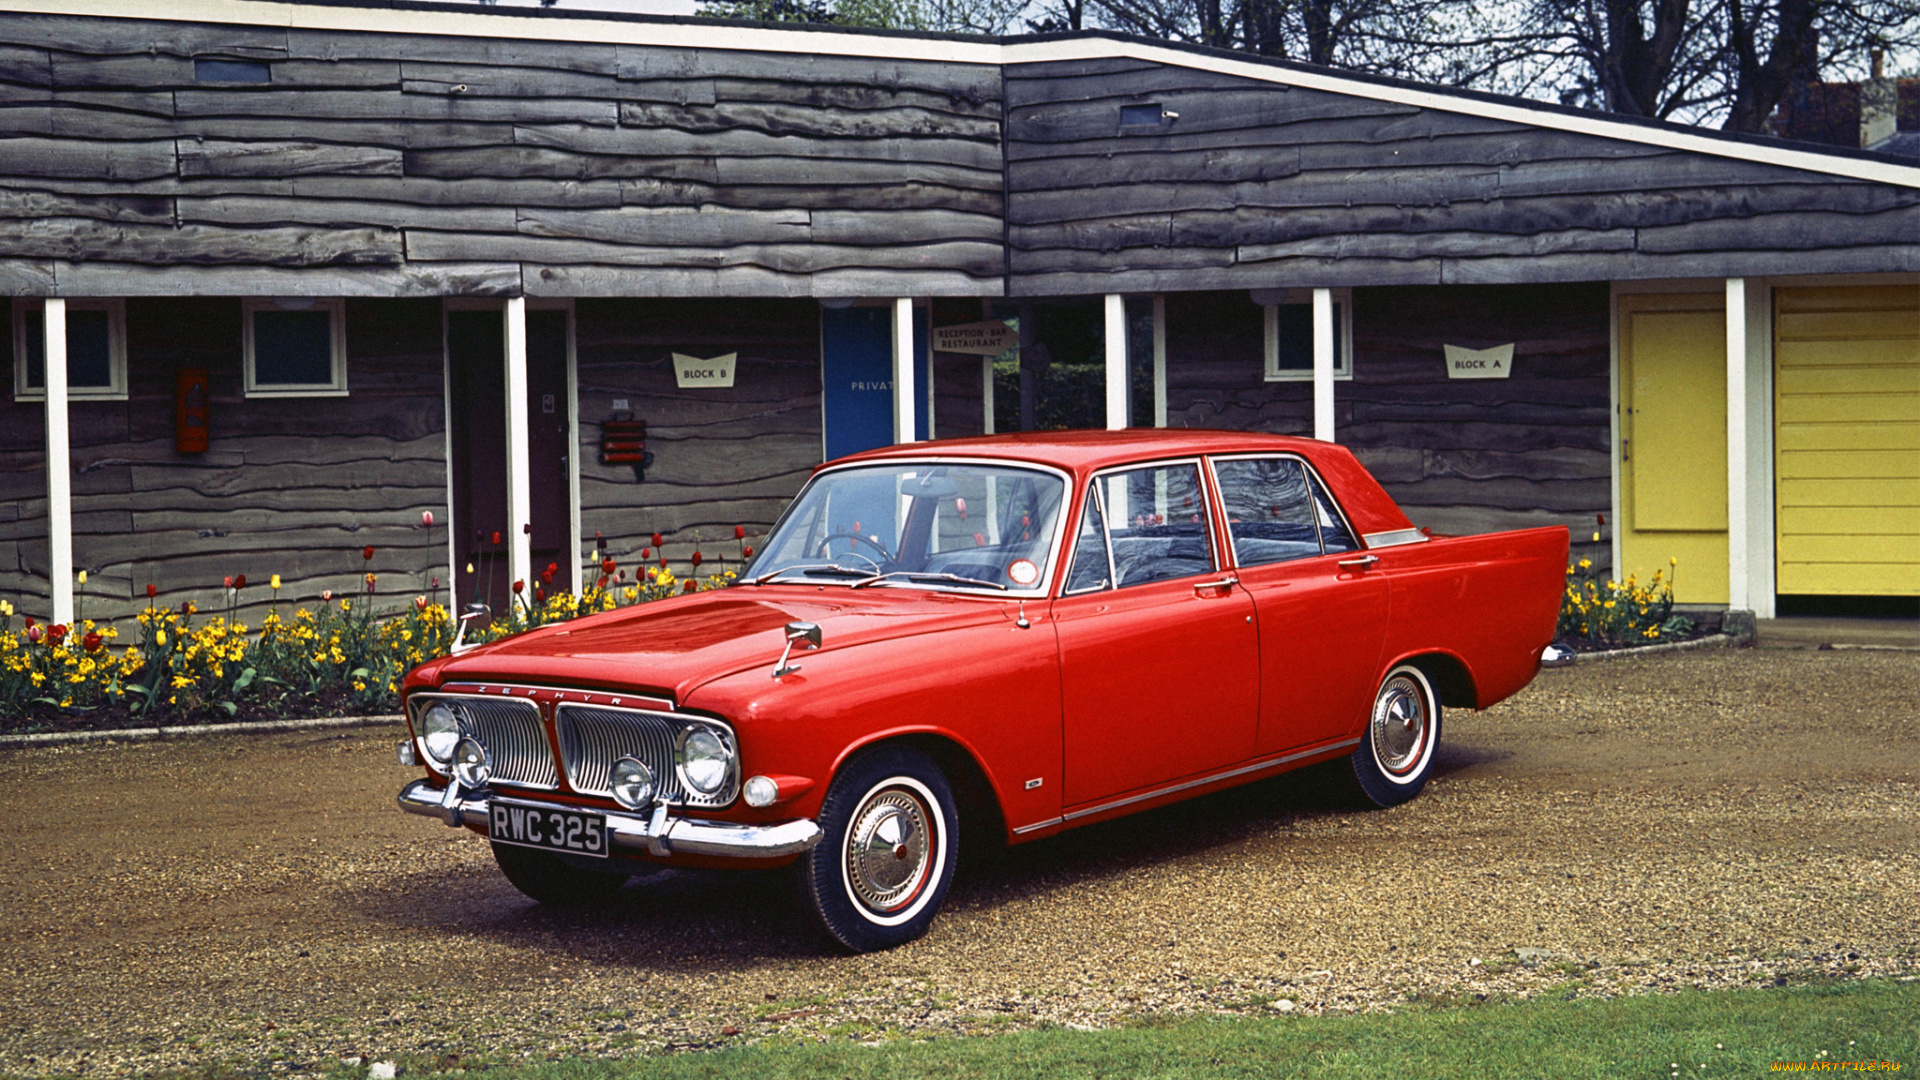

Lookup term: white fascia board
[18,0,1920,190]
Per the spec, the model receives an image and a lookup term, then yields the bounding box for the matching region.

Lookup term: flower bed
[1556,556,1697,652]
[1,536,743,735]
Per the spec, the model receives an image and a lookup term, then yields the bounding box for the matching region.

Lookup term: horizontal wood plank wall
[0,302,50,612]
[1166,284,1611,568]
[932,296,989,439]
[2,298,450,624]
[574,299,821,580]
[0,13,1006,297]
[1003,58,1920,295]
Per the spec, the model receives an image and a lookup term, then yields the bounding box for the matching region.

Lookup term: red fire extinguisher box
[175,367,210,454]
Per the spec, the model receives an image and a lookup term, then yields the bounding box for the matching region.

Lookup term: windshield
[749,462,1067,593]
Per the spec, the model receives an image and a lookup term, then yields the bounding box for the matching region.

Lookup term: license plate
[489,799,609,859]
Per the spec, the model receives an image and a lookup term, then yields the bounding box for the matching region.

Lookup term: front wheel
[796,745,958,953]
[1337,664,1440,808]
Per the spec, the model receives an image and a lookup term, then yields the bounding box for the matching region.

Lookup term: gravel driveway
[2,648,1916,1076]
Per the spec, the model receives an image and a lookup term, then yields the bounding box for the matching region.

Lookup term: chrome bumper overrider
[396,778,823,858]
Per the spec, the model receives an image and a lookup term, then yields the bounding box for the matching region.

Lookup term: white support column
[1312,287,1335,442]
[503,298,533,600]
[892,297,917,443]
[1725,279,1750,613]
[1152,295,1167,428]
[43,299,73,626]
[1104,293,1129,430]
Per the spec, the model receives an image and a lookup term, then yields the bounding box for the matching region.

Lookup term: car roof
[835,428,1330,473]
[829,429,1415,537]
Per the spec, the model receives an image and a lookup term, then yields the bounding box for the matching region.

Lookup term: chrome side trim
[1029,737,1363,830]
[1362,528,1429,548]
[396,779,822,858]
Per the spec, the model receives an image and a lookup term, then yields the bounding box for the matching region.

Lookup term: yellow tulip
[76,570,87,585]
[270,574,281,590]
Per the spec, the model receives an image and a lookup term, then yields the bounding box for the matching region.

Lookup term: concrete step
[1754,617,1920,650]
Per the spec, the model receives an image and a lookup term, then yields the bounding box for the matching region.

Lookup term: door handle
[1337,555,1379,570]
[1193,575,1239,596]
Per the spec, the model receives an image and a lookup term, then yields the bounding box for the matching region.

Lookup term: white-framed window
[244,297,347,397]
[12,298,127,401]
[1256,287,1353,382]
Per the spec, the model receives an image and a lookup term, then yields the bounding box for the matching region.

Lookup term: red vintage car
[398,430,1568,951]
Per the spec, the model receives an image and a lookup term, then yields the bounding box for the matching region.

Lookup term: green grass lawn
[340,977,1919,1080]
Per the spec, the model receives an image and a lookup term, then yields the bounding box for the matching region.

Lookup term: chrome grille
[556,704,733,807]
[417,694,557,790]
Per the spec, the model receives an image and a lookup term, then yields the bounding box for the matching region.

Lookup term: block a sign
[1443,343,1514,379]
[673,352,737,388]
[932,320,1019,355]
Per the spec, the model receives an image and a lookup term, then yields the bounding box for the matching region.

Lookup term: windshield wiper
[849,571,1008,591]
[749,564,873,585]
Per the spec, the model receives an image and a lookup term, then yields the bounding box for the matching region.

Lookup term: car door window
[1095,463,1215,587]
[1307,471,1359,553]
[1064,487,1112,593]
[1213,457,1322,567]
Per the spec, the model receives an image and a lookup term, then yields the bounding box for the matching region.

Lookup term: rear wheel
[1337,664,1440,808]
[797,745,958,953]
[491,842,630,906]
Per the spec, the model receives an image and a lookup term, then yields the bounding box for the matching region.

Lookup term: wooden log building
[3,0,1916,628]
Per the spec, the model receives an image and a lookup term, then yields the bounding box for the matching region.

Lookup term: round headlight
[452,735,492,788]
[679,727,732,795]
[609,756,655,810]
[742,775,779,808]
[419,702,460,765]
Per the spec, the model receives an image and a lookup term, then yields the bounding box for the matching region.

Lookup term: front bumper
[396,778,824,859]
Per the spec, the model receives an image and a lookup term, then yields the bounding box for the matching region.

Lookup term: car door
[1052,460,1261,807]
[1210,455,1390,755]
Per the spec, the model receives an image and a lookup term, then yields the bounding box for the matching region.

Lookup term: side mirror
[774,620,822,678]
[452,602,493,655]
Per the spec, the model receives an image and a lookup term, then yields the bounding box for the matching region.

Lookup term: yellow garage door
[1775,285,1920,597]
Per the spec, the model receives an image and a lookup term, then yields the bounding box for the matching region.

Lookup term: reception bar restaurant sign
[933,320,1019,355]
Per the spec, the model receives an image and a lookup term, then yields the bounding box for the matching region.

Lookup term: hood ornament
[774,621,821,678]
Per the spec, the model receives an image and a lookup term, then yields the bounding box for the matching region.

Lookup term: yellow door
[1618,293,1729,604]
[1774,285,1920,597]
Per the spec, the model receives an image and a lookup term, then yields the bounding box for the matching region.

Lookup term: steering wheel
[813,530,894,568]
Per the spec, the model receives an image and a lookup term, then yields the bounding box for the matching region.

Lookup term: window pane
[18,308,112,390]
[1098,463,1213,586]
[67,310,112,387]
[1273,302,1342,372]
[1308,471,1359,553]
[1215,457,1322,566]
[253,309,334,386]
[1065,488,1110,592]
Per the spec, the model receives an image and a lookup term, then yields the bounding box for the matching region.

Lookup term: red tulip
[180,601,192,615]
[540,568,554,585]
[47,624,66,645]
[1597,513,1607,525]
[597,575,608,589]
[512,580,525,594]
[421,510,434,527]
[546,561,558,575]
[223,575,234,589]
[146,583,157,599]
[22,617,33,628]
[83,631,102,653]
[414,596,428,610]
[363,546,375,561]
[430,576,439,589]
[652,533,664,548]
[534,586,545,602]
[641,548,651,560]
[322,590,332,601]
[659,556,668,568]
[681,580,696,593]
[602,559,616,575]
[734,526,746,540]
[742,546,753,559]
[25,625,41,643]
[233,574,246,590]
[691,551,702,567]
[491,531,502,545]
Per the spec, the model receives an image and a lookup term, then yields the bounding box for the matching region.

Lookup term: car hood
[421,586,1016,703]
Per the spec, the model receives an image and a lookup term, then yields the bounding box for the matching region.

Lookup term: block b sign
[673,352,737,388]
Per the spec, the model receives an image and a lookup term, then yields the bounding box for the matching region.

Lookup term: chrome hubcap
[844,788,932,914]
[1372,675,1428,776]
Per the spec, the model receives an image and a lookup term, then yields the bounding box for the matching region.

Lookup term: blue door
[821,305,929,462]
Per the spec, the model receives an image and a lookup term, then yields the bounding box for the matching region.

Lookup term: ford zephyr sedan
[398,430,1568,951]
